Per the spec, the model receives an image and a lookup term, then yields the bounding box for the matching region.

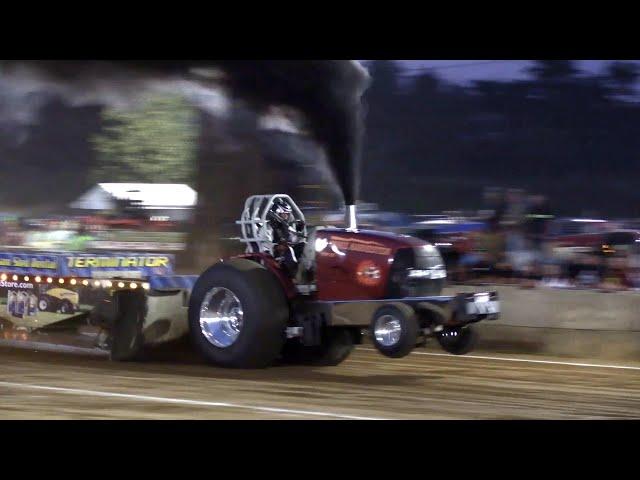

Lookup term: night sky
[365,60,640,87]
[1,60,639,217]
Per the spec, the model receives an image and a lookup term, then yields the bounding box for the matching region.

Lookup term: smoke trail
[212,61,370,204]
[0,60,370,203]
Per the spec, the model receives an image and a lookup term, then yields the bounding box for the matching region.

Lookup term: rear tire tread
[188,259,289,369]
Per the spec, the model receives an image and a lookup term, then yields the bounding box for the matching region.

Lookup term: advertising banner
[60,253,174,278]
[0,252,174,279]
[0,251,173,348]
[0,276,113,337]
[0,253,60,277]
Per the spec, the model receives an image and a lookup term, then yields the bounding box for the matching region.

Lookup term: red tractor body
[182,195,501,368]
[237,227,445,303]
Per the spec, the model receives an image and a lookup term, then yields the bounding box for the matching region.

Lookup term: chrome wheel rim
[199,287,244,348]
[374,314,402,347]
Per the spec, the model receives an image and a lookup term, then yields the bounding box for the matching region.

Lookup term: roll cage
[236,194,308,256]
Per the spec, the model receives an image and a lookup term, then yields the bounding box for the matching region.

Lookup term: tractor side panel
[315,230,399,301]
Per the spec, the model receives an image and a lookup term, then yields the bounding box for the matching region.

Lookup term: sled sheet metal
[149,275,199,291]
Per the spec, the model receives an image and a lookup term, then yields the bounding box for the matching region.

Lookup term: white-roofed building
[69,183,197,221]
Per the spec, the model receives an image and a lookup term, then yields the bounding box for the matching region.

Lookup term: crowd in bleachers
[447,188,640,292]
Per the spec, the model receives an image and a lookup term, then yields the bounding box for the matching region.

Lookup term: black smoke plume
[213,61,370,205]
[0,60,370,205]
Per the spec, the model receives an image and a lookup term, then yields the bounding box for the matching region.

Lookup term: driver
[266,198,305,277]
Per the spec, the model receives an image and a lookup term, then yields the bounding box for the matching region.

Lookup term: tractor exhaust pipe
[346,204,358,231]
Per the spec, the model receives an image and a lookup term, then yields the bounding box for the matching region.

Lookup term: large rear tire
[60,300,74,314]
[188,259,289,369]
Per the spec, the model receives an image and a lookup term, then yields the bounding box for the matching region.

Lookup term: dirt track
[1,343,639,419]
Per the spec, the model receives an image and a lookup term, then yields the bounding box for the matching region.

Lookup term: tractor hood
[314,228,445,301]
[316,228,430,252]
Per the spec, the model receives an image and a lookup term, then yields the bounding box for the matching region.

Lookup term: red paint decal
[355,260,382,286]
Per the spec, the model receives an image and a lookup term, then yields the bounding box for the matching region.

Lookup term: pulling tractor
[183,194,499,368]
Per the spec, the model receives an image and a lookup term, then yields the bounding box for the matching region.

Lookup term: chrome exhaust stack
[345,204,358,231]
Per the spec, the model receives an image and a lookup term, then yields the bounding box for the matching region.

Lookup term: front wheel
[370,304,419,359]
[38,296,52,312]
[189,259,289,369]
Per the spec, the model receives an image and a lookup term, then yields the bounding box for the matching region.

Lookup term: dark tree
[528,60,579,81]
[359,59,640,217]
[607,61,639,95]
[365,60,401,100]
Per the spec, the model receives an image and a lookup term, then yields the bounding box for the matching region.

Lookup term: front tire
[38,296,53,312]
[189,259,289,369]
[370,304,419,358]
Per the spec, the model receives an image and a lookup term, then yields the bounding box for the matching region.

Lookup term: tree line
[360,60,640,218]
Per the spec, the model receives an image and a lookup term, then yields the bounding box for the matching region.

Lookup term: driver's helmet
[270,198,293,224]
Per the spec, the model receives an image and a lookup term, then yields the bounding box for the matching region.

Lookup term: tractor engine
[313,229,446,301]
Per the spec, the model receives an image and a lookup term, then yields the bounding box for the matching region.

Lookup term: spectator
[482,187,507,225]
[539,263,573,288]
[569,251,605,288]
[524,195,554,277]
[503,188,527,227]
[627,247,640,289]
[600,254,630,291]
[626,266,640,289]
[459,217,506,281]
[505,225,534,279]
[0,219,6,246]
